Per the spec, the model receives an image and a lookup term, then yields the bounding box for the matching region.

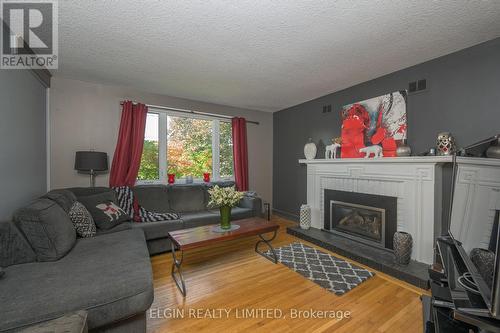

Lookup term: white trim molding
[300,156,452,264]
[46,87,51,191]
[450,157,500,253]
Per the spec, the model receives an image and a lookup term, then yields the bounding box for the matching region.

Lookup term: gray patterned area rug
[265,242,375,295]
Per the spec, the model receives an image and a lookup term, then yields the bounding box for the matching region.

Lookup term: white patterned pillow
[69,201,97,238]
[138,206,180,222]
[112,186,180,222]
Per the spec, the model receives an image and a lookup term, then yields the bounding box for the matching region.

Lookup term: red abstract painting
[341,91,407,158]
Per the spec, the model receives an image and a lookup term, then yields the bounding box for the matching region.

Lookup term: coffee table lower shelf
[168,218,280,297]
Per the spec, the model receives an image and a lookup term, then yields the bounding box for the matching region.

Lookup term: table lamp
[74,151,108,187]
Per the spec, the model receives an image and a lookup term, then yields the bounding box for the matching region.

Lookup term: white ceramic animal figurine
[359,145,383,158]
[325,142,341,159]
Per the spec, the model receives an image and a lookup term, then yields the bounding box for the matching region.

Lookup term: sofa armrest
[238,195,262,217]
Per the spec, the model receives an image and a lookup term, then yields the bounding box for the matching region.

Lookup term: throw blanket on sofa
[112,186,180,222]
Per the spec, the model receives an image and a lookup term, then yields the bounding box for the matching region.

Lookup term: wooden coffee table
[167,217,280,296]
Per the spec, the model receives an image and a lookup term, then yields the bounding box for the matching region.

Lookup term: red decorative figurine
[341,104,369,158]
[203,173,210,183]
[167,174,175,184]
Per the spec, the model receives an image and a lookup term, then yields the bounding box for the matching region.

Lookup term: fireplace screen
[330,200,386,247]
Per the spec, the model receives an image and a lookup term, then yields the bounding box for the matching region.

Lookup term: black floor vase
[393,231,413,265]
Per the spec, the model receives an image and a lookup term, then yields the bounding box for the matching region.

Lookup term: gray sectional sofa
[69,182,262,255]
[0,182,262,332]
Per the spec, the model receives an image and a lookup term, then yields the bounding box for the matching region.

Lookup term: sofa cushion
[206,207,254,221]
[43,189,77,213]
[181,211,220,228]
[208,180,236,188]
[78,191,130,230]
[181,208,254,229]
[131,219,183,240]
[227,207,255,220]
[18,310,88,333]
[133,185,171,213]
[13,198,76,262]
[66,187,111,198]
[169,185,207,212]
[0,229,153,331]
[0,221,36,267]
[68,202,96,238]
[238,195,262,216]
[95,222,133,235]
[131,219,184,240]
[147,238,172,255]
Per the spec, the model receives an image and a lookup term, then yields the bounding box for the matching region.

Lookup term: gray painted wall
[0,70,47,220]
[273,38,500,219]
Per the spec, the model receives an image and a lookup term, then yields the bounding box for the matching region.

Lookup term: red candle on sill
[203,173,210,183]
[167,174,175,184]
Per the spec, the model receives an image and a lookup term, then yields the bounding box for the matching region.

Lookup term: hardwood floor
[148,216,427,332]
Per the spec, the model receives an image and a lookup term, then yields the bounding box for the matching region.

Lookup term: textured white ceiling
[55,0,500,112]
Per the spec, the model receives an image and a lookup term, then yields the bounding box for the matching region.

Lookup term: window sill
[136,178,234,186]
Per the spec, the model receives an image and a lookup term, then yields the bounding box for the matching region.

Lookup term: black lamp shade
[74,151,108,172]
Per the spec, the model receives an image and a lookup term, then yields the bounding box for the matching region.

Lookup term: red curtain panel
[231,117,249,191]
[109,101,148,187]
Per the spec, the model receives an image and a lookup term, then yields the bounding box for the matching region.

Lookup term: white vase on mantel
[304,138,317,160]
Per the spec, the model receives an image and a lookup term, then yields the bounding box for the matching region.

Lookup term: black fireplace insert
[324,189,397,250]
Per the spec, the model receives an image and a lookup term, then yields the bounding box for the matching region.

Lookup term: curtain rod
[120,101,259,125]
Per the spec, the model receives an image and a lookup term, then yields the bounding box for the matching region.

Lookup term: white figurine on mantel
[325,137,342,159]
[359,145,383,158]
[304,138,317,160]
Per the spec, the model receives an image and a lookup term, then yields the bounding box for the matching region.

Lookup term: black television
[447,153,500,319]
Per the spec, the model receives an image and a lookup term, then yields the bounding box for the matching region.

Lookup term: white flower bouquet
[208,185,244,208]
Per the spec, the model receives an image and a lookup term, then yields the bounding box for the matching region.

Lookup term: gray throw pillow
[78,191,130,230]
[69,202,97,238]
[169,186,207,212]
[13,198,76,262]
[43,189,77,213]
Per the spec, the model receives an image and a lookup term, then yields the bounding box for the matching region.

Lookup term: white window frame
[137,108,234,185]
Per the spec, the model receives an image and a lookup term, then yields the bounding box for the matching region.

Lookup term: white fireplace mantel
[299,156,452,264]
[299,156,453,165]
